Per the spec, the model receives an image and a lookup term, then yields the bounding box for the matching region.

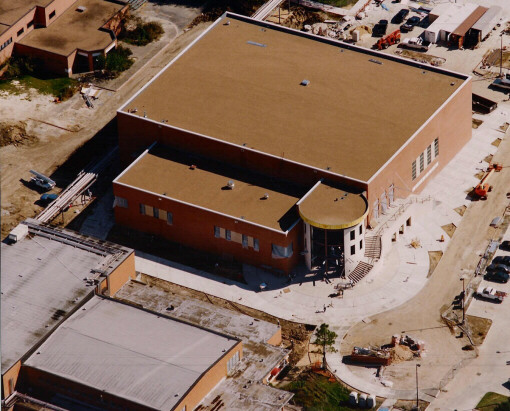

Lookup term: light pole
[500,33,503,78]
[460,277,465,325]
[415,363,421,410]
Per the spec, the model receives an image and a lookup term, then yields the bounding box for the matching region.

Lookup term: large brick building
[0,0,128,75]
[114,12,472,276]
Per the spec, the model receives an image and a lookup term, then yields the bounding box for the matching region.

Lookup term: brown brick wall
[2,361,21,399]
[98,251,136,297]
[174,342,243,411]
[117,112,367,192]
[13,43,70,75]
[266,327,282,346]
[113,182,302,274]
[367,79,472,222]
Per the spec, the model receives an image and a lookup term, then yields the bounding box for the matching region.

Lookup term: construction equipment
[373,29,401,50]
[30,170,56,191]
[474,163,503,198]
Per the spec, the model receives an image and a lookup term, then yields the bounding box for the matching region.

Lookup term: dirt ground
[0,20,211,239]
[140,274,315,365]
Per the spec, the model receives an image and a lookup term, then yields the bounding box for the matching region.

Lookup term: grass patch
[0,56,78,100]
[120,17,164,46]
[95,45,134,76]
[319,0,359,7]
[282,371,364,410]
[189,0,266,26]
[477,392,509,410]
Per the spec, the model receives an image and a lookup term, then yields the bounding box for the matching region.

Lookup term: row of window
[350,240,363,256]
[139,203,173,225]
[0,38,12,51]
[227,351,240,374]
[412,138,439,181]
[214,226,259,251]
[349,225,363,241]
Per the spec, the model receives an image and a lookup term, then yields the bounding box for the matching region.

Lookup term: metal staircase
[348,262,373,284]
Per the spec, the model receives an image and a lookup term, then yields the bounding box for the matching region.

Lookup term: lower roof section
[298,182,368,229]
[114,144,306,232]
[18,0,124,56]
[24,296,239,410]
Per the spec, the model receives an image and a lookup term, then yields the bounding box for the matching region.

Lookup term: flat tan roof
[0,0,52,27]
[298,182,368,229]
[116,145,305,232]
[123,14,468,182]
[19,0,123,56]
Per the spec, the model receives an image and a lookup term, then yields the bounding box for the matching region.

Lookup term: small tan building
[0,0,128,75]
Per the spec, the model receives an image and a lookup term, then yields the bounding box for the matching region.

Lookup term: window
[153,207,159,219]
[419,153,424,173]
[139,203,145,215]
[359,225,362,235]
[350,230,355,241]
[350,245,355,255]
[27,20,34,28]
[225,230,231,241]
[114,196,128,208]
[227,351,240,373]
[272,242,293,259]
[0,38,12,51]
[49,10,56,19]
[214,226,220,238]
[181,406,186,411]
[253,238,259,252]
[242,234,248,248]
[412,160,417,180]
[360,239,363,249]
[167,212,173,225]
[434,138,439,157]
[17,28,24,37]
[427,145,432,165]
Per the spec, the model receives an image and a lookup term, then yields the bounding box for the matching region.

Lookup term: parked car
[500,240,510,251]
[485,270,509,284]
[486,263,510,274]
[40,193,58,204]
[401,16,421,32]
[392,8,410,24]
[493,255,510,265]
[373,19,389,37]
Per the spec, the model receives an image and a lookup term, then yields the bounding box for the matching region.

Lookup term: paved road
[341,105,510,395]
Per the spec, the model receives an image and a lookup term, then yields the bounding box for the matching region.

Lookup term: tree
[495,399,510,411]
[313,323,338,369]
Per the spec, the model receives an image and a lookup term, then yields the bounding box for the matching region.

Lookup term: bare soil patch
[467,315,492,346]
[492,138,502,147]
[472,118,483,129]
[428,251,443,278]
[454,205,467,216]
[441,223,457,238]
[0,121,38,147]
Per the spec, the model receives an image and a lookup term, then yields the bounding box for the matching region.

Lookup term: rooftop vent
[224,20,230,26]
[227,180,235,189]
[189,164,196,170]
[263,193,269,199]
[369,58,382,65]
[300,79,310,86]
[76,6,86,12]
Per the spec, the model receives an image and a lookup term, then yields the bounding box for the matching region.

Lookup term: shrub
[104,45,134,74]
[120,19,164,46]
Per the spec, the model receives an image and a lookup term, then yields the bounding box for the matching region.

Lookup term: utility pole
[500,33,504,78]
[460,277,465,325]
[415,363,421,410]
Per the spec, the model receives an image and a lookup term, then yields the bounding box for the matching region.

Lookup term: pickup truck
[400,37,429,51]
[476,286,507,303]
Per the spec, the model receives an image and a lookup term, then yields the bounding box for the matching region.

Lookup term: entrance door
[380,192,388,214]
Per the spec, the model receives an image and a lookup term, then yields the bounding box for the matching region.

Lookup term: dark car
[401,16,421,32]
[493,255,510,265]
[486,263,510,274]
[485,271,509,284]
[500,240,510,251]
[40,193,58,203]
[373,19,389,37]
[392,8,410,24]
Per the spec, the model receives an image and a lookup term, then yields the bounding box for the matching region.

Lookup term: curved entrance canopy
[298,182,368,230]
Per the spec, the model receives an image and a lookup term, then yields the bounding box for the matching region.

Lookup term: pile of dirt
[391,344,414,363]
[0,121,37,147]
[282,6,328,30]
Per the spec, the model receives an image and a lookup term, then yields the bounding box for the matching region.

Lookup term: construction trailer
[468,6,503,43]
[449,6,488,49]
[424,3,479,44]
